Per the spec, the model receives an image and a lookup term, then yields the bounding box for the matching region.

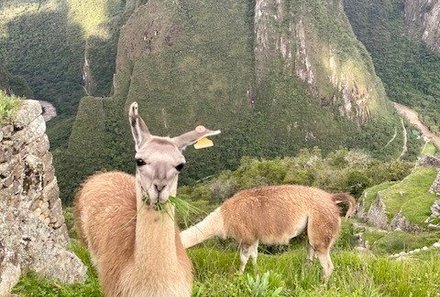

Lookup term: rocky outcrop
[419,155,440,168]
[254,0,384,125]
[390,211,415,232]
[0,100,86,296]
[425,200,440,227]
[405,0,440,53]
[365,194,388,229]
[358,192,419,232]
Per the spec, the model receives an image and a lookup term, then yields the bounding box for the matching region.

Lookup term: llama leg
[307,241,316,262]
[316,250,334,284]
[249,240,259,266]
[239,245,251,273]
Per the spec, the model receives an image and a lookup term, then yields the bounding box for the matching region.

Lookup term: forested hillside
[58,0,405,203]
[4,0,439,204]
[344,0,440,133]
[3,2,440,295]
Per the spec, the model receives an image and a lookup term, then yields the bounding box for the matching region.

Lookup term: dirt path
[393,102,440,149]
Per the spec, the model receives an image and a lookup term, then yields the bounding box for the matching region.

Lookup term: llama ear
[173,125,221,151]
[129,102,151,151]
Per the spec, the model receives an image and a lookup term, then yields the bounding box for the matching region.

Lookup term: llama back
[74,171,137,296]
[221,185,340,245]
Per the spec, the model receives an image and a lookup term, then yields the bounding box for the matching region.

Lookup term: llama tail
[180,207,225,249]
[331,193,357,218]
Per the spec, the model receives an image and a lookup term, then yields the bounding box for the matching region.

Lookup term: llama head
[129,102,220,206]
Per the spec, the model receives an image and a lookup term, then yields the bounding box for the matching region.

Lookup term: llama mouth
[140,190,165,210]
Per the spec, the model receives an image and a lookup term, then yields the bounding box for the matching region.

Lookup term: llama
[74,102,220,297]
[180,185,356,282]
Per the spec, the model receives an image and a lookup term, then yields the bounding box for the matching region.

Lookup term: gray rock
[44,179,60,208]
[429,172,440,194]
[419,156,440,168]
[390,211,414,232]
[12,100,42,129]
[0,144,11,164]
[23,135,50,158]
[12,116,46,146]
[1,126,13,139]
[0,100,87,295]
[431,200,440,217]
[366,194,389,229]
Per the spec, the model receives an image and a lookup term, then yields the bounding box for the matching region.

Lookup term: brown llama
[74,102,220,297]
[180,185,355,282]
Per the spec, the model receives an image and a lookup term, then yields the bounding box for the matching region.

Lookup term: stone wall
[0,100,86,296]
[429,171,440,194]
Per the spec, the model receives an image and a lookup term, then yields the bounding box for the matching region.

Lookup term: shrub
[0,90,20,124]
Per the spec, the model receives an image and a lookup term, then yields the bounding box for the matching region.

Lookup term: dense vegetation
[56,0,408,204]
[0,0,128,115]
[344,0,440,133]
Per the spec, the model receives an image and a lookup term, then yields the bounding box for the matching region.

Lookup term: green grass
[379,167,438,224]
[361,181,396,211]
[367,230,440,255]
[361,166,438,225]
[12,242,440,297]
[190,248,440,297]
[421,141,438,156]
[0,90,20,124]
[12,213,440,297]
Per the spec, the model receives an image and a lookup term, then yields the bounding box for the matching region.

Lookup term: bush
[0,90,21,124]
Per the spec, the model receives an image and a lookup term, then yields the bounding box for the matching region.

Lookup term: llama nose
[154,184,165,193]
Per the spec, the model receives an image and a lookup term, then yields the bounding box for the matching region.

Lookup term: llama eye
[175,163,185,172]
[136,158,146,166]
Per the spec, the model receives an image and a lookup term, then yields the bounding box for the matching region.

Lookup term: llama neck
[180,207,225,248]
[134,178,179,270]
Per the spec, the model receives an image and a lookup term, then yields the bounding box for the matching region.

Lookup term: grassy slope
[381,167,438,224]
[362,166,438,225]
[362,181,396,211]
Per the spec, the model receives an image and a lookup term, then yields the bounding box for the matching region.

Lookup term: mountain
[55,0,406,203]
[3,0,422,203]
[405,0,440,53]
[344,0,440,133]
[0,0,134,115]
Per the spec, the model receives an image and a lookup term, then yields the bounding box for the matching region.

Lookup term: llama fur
[181,185,356,282]
[75,172,192,297]
[74,102,220,297]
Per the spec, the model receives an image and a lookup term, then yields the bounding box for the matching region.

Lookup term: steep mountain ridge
[405,0,440,53]
[254,0,389,124]
[60,0,403,203]
[344,0,440,133]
